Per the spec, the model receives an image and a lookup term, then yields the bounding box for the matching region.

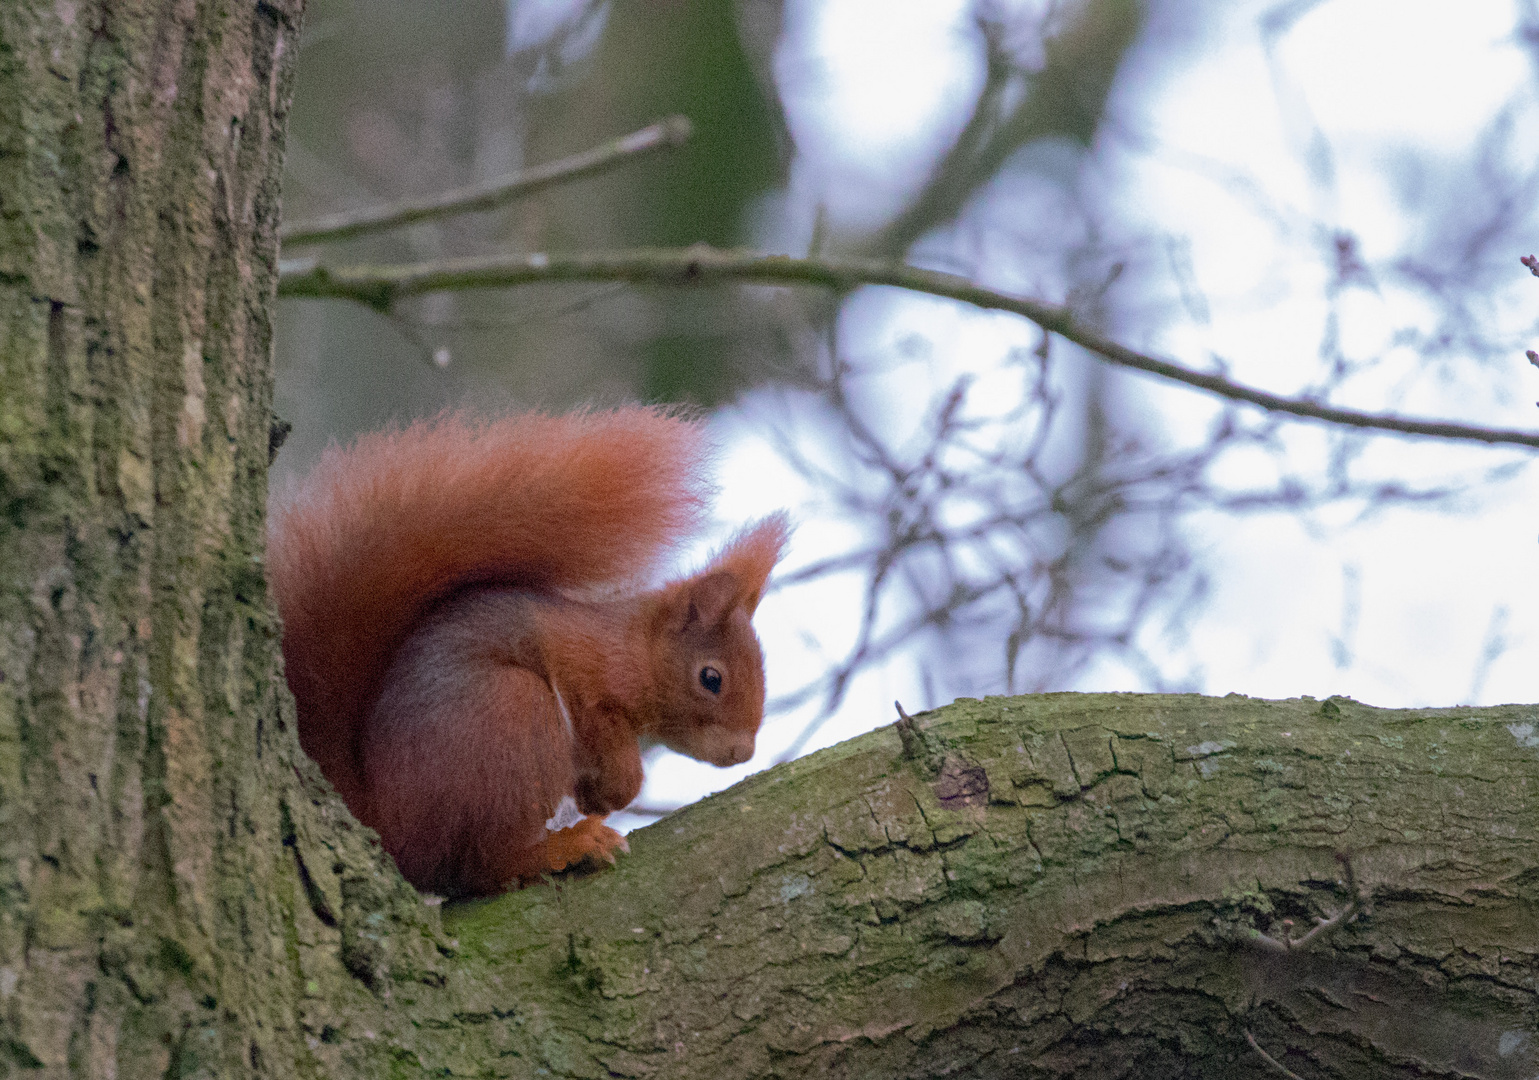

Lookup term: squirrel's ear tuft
[664,514,790,627]
[705,513,790,616]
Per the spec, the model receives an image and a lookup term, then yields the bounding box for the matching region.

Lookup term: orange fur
[540,816,630,875]
[267,407,788,896]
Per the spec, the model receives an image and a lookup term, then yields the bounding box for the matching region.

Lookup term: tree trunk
[0,2,444,1075]
[3,5,1537,1079]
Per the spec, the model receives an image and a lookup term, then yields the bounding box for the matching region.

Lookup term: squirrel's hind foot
[541,814,629,875]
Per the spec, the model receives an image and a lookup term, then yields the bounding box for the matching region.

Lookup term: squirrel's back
[268,407,710,799]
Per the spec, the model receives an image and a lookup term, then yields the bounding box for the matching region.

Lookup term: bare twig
[622,805,678,819]
[278,117,692,247]
[1247,853,1368,954]
[1520,258,1539,384]
[276,246,1539,449]
[1245,1030,1308,1080]
[1467,605,1512,703]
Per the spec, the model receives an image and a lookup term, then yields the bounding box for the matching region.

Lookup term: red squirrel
[268,407,788,896]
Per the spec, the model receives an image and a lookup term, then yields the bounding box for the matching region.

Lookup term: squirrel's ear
[684,570,741,627]
[703,513,791,617]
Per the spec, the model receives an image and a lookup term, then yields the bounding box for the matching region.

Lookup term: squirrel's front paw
[542,814,630,873]
[575,756,644,815]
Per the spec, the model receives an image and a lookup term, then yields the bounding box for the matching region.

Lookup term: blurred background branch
[278,245,1539,447]
[274,0,1539,819]
[280,116,693,246]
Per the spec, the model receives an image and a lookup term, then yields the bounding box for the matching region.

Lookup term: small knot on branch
[894,701,942,777]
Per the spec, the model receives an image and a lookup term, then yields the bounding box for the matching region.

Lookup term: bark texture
[426,693,1539,1079]
[0,3,448,1076]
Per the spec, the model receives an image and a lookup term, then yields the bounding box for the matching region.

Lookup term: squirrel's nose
[721,734,755,766]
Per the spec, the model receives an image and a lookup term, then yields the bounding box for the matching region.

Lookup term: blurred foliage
[525,0,785,249]
[639,331,742,404]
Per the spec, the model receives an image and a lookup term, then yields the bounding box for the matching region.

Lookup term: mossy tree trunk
[3,5,1538,1080]
[0,2,444,1075]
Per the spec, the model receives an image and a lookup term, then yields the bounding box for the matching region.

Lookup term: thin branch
[276,246,1539,449]
[1244,1030,1308,1080]
[622,805,678,819]
[278,116,692,247]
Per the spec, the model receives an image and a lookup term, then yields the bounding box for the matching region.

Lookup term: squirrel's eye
[699,666,723,694]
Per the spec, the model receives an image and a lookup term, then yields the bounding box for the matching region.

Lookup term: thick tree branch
[376,692,1539,1078]
[277,246,1539,449]
[278,117,692,246]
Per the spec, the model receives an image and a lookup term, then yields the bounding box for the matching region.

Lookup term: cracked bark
[0,1,446,1074]
[3,3,1538,1078]
[424,693,1539,1079]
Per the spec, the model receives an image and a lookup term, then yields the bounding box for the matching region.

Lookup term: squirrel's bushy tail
[268,407,710,794]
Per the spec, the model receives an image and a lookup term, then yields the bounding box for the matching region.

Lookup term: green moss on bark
[429,693,1539,1078]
